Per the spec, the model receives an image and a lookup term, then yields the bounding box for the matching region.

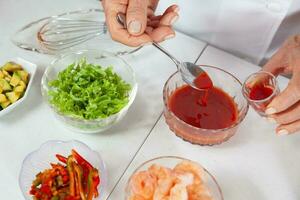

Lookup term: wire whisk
[37,18,107,51]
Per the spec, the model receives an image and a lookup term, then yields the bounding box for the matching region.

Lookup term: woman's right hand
[102,0,179,47]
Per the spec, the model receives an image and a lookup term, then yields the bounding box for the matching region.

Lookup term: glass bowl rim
[242,70,279,103]
[41,49,138,122]
[19,140,107,200]
[163,64,249,134]
[125,155,224,200]
[11,8,143,55]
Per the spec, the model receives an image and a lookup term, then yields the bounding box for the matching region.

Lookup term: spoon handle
[152,42,181,68]
[116,13,181,68]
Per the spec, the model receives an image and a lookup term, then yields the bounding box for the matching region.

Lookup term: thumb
[127,0,148,36]
[266,50,300,115]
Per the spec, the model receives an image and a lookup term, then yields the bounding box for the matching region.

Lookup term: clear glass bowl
[11,9,142,55]
[41,49,138,133]
[163,65,249,145]
[19,140,107,200]
[125,156,223,200]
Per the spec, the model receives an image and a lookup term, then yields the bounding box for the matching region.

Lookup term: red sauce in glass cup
[247,84,276,114]
[249,84,274,100]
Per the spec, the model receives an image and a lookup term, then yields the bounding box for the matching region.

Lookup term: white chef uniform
[157,0,300,65]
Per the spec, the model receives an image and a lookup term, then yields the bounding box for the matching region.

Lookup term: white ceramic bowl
[0,58,37,117]
[19,140,107,200]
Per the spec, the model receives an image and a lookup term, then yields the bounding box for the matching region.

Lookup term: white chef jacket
[157,0,300,65]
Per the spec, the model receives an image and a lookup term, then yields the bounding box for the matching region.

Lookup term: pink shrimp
[130,171,157,199]
[149,164,172,181]
[153,177,177,200]
[187,183,212,200]
[128,194,148,200]
[169,183,188,200]
[173,161,204,184]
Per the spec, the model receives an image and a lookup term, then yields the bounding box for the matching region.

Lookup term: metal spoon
[116,13,212,90]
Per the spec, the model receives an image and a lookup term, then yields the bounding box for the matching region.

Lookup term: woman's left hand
[262,35,300,136]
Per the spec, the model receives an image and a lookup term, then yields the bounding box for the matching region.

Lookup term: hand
[262,35,300,135]
[102,0,179,47]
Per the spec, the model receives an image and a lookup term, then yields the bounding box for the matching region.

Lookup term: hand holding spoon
[116,13,213,90]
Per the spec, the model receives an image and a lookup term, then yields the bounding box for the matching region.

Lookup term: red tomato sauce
[193,72,213,89]
[249,84,274,100]
[169,85,238,129]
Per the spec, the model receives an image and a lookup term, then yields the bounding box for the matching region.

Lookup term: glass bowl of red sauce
[163,65,249,146]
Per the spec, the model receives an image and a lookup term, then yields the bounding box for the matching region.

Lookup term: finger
[149,26,175,42]
[114,30,152,46]
[106,9,152,46]
[150,15,162,21]
[149,5,179,20]
[265,82,300,115]
[276,119,300,135]
[159,12,179,26]
[289,48,300,79]
[102,0,128,9]
[145,26,153,34]
[148,20,160,28]
[271,101,300,124]
[148,0,160,11]
[265,52,300,115]
[127,0,148,35]
[164,4,180,14]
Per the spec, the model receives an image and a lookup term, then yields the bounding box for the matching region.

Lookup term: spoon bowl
[117,13,212,90]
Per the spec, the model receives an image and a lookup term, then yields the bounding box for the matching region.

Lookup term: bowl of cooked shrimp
[125,156,223,200]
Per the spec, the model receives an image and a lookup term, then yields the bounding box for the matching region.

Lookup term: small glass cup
[242,71,280,117]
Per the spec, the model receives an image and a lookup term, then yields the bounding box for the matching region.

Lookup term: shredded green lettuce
[48,58,131,120]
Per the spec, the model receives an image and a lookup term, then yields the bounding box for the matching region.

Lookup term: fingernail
[265,107,277,115]
[170,16,179,25]
[267,117,277,124]
[277,129,289,136]
[174,6,180,13]
[128,20,142,34]
[164,34,175,41]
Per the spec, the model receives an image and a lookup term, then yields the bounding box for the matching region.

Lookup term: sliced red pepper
[67,155,76,197]
[65,196,78,200]
[40,184,52,195]
[56,154,68,164]
[72,149,95,193]
[86,169,95,200]
[71,149,93,170]
[92,170,100,197]
[86,169,100,200]
[73,163,87,200]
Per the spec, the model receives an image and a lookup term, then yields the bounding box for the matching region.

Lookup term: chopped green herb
[48,58,131,120]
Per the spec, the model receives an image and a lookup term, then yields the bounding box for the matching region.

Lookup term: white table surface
[1,1,300,200]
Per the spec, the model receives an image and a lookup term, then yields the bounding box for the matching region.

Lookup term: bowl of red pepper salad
[19,140,107,200]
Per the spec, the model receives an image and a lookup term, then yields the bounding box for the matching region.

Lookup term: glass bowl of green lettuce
[41,50,138,133]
